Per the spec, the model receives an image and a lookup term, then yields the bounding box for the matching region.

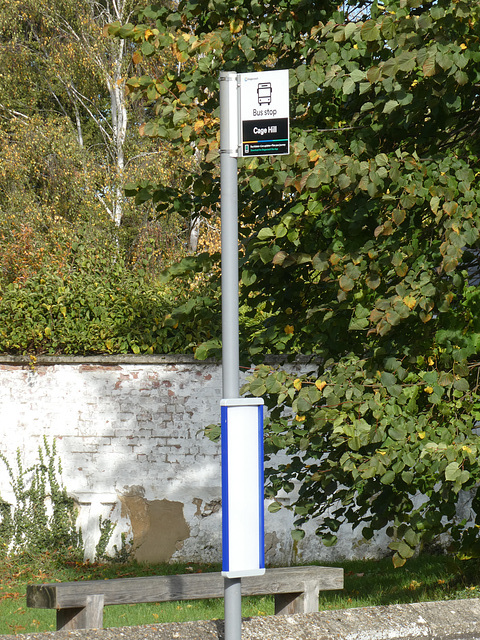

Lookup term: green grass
[1,551,480,636]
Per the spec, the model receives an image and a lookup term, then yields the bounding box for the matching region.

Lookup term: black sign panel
[242,118,289,157]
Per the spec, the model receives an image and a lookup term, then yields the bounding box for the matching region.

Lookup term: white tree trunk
[107,37,128,227]
[73,101,84,149]
[188,216,201,253]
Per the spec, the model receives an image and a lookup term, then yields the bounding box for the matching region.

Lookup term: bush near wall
[0,249,220,355]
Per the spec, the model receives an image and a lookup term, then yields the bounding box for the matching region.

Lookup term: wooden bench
[27,566,343,630]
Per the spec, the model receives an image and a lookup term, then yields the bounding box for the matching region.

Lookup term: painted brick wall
[0,355,388,564]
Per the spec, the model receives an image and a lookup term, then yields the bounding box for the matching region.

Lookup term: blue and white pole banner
[221,398,265,578]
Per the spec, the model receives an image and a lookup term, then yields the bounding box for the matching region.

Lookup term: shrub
[0,246,220,355]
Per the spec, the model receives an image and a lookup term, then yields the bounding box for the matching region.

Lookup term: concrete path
[3,598,480,640]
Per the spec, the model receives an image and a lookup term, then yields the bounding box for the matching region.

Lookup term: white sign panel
[238,69,289,157]
[221,398,265,578]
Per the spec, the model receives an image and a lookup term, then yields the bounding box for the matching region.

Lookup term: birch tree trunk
[87,0,131,227]
[188,216,201,253]
[106,36,128,227]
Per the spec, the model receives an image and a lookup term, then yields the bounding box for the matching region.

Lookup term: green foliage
[244,356,480,567]
[95,517,116,562]
[0,242,220,355]
[0,438,82,559]
[119,0,480,563]
[112,0,480,358]
[0,115,102,226]
[94,517,133,563]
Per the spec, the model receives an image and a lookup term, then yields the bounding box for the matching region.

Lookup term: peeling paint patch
[193,498,203,517]
[265,531,281,555]
[120,493,190,563]
[192,498,221,518]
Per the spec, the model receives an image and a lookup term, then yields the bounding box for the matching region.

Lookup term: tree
[115,0,480,565]
[0,0,204,292]
[0,113,107,285]
[0,0,137,227]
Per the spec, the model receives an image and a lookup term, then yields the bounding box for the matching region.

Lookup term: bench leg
[274,592,304,615]
[56,594,105,630]
[274,582,319,615]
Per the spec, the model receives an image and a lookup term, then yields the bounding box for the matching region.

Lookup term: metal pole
[220,70,242,640]
[220,150,240,399]
[224,576,242,640]
[220,71,240,400]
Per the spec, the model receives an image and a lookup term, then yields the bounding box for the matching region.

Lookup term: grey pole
[220,70,242,640]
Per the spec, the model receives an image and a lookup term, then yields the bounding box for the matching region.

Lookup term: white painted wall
[0,356,389,564]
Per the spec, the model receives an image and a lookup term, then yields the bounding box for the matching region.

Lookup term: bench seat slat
[27,567,343,610]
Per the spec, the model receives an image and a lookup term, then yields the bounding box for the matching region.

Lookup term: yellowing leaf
[403,296,416,310]
[144,28,154,39]
[295,415,306,422]
[428,356,434,366]
[230,18,244,33]
[409,580,422,590]
[418,431,426,439]
[194,119,205,134]
[293,378,302,391]
[315,379,327,391]
[424,386,434,394]
[463,445,472,453]
[460,43,467,50]
[284,324,294,335]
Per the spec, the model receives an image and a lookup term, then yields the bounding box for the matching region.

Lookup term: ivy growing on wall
[0,438,82,559]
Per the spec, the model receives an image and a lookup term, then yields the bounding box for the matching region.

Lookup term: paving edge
[3,599,480,640]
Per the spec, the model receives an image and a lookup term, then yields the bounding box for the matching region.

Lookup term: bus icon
[257,82,272,106]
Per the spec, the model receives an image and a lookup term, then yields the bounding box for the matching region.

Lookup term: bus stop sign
[239,69,289,157]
